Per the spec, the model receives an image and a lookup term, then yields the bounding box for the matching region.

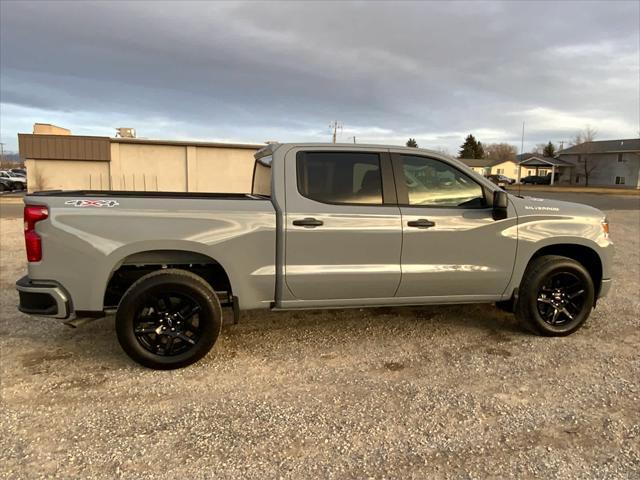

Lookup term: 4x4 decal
[65,199,120,208]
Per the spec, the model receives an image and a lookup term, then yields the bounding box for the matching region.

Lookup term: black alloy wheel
[116,269,222,369]
[515,255,595,336]
[536,271,587,326]
[133,291,203,356]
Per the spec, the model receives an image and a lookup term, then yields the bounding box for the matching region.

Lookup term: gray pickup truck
[17,143,613,369]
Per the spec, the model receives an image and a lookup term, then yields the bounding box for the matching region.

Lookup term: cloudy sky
[1,0,638,153]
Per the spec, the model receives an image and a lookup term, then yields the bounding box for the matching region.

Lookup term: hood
[509,194,605,220]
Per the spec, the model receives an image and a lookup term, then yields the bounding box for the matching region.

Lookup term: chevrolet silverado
[17,143,613,369]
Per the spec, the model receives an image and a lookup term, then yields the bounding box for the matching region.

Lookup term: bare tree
[434,146,451,156]
[484,143,517,162]
[572,126,598,186]
[530,143,547,155]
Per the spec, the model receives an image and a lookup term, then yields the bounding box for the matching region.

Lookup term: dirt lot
[1,210,639,479]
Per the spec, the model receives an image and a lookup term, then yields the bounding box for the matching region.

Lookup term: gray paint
[19,143,613,317]
[25,196,276,311]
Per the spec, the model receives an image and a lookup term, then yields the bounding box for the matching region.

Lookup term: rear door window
[297,152,383,205]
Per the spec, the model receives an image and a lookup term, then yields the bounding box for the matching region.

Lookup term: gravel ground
[1,210,639,479]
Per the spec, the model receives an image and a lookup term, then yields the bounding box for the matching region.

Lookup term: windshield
[252,155,272,196]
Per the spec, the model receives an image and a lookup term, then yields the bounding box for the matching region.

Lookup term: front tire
[515,255,595,336]
[116,269,222,369]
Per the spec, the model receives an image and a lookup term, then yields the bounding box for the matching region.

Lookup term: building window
[575,175,581,183]
[496,168,504,174]
[528,170,535,176]
[615,176,626,185]
[539,169,548,176]
[618,153,624,163]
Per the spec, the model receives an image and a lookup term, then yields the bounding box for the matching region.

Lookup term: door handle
[407,219,436,229]
[292,217,324,228]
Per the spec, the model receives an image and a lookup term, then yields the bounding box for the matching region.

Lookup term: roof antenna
[518,121,525,196]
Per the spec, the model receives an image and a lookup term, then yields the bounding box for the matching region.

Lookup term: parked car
[0,170,27,190]
[521,173,557,185]
[16,143,613,369]
[10,168,26,177]
[0,178,13,192]
[487,174,515,186]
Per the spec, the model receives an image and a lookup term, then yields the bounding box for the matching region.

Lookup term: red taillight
[24,205,48,262]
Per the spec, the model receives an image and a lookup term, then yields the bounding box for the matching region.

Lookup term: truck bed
[23,190,277,312]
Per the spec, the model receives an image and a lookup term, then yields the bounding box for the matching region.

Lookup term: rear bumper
[16,276,71,319]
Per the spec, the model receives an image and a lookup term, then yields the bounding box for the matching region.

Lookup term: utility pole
[351,136,356,144]
[329,121,343,144]
[558,140,565,152]
[0,142,5,167]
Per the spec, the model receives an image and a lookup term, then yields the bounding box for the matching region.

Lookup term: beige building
[460,155,575,185]
[461,158,520,178]
[18,125,264,193]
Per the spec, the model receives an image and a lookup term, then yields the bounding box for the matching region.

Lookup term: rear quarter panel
[25,196,276,311]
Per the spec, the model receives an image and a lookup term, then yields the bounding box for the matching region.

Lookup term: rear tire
[515,255,594,336]
[116,269,222,369]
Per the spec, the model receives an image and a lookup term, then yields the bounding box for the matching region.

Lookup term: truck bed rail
[28,190,269,200]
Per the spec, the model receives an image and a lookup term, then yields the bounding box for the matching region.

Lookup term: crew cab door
[392,153,517,298]
[284,148,402,300]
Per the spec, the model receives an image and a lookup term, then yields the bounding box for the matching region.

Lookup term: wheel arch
[526,243,603,298]
[103,247,234,309]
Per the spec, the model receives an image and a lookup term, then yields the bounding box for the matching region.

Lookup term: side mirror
[493,190,508,220]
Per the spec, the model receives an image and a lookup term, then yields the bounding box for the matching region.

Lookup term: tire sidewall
[521,257,595,336]
[116,272,222,369]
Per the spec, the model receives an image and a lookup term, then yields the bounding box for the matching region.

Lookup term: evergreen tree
[406,138,418,148]
[543,141,556,157]
[458,134,484,159]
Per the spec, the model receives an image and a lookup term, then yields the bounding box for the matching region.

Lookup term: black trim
[16,276,72,319]
[380,152,397,205]
[295,150,395,207]
[28,190,270,200]
[18,291,58,316]
[75,310,106,318]
[232,296,240,324]
[390,153,488,209]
